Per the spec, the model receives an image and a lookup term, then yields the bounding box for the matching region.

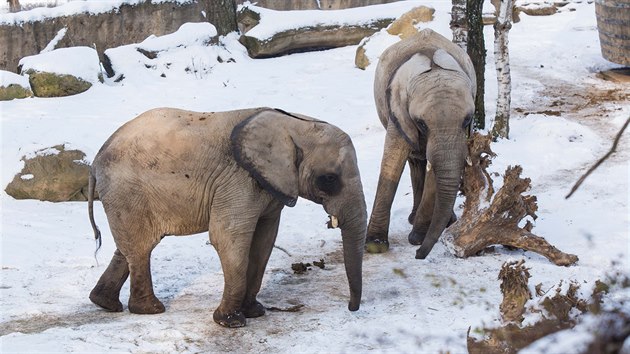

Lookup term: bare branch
[565,116,630,199]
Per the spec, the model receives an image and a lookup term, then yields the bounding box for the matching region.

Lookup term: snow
[0,70,30,88]
[1,1,629,353]
[19,46,101,83]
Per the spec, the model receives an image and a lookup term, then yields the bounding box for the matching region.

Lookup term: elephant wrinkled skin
[88,107,367,328]
[365,29,476,259]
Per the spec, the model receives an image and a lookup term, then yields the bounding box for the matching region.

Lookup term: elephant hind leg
[126,243,165,314]
[90,249,129,312]
[407,158,427,225]
[408,168,435,246]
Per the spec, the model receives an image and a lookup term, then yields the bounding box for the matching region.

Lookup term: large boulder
[18,46,101,97]
[237,3,421,58]
[354,6,434,70]
[5,144,94,202]
[0,70,32,100]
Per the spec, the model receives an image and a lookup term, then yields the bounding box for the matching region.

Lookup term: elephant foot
[242,300,266,318]
[213,309,246,328]
[408,210,416,225]
[365,238,389,254]
[128,295,165,314]
[89,288,123,312]
[408,229,427,246]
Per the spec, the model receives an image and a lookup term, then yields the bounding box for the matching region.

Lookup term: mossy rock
[0,84,33,101]
[5,144,95,202]
[27,71,92,98]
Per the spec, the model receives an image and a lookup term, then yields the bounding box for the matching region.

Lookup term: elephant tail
[88,169,102,256]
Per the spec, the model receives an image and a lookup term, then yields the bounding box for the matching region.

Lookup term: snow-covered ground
[1,1,629,353]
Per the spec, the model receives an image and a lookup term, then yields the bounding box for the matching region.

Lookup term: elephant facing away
[365,29,476,259]
[88,107,367,328]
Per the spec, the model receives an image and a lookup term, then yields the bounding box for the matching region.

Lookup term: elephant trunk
[338,195,367,311]
[416,139,466,259]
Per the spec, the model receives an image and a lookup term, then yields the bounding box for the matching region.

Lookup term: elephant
[365,29,476,259]
[87,107,367,328]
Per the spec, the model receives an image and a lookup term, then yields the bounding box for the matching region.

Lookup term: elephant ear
[433,49,465,73]
[231,110,299,207]
[387,53,431,150]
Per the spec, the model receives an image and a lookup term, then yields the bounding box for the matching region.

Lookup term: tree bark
[491,0,514,140]
[466,0,486,130]
[450,0,468,50]
[442,133,579,266]
[202,0,238,36]
[8,0,21,12]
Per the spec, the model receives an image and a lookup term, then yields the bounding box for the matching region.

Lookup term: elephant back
[374,28,476,128]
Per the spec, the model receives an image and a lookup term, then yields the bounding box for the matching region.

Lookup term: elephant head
[367,29,476,259]
[231,109,367,310]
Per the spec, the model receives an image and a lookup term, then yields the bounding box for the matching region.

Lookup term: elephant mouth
[327,215,339,229]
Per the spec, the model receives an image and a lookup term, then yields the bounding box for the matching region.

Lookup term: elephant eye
[462,114,473,129]
[415,119,428,134]
[316,173,341,195]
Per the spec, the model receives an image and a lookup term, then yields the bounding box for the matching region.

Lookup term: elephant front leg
[90,248,130,312]
[210,213,257,328]
[242,209,282,319]
[366,124,411,253]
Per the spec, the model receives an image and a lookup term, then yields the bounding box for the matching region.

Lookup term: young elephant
[88,107,367,328]
[365,29,476,259]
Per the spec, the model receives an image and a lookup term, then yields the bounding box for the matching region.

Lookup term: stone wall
[1,1,205,72]
[1,0,400,73]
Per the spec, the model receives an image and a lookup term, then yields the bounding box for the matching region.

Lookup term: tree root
[443,133,578,266]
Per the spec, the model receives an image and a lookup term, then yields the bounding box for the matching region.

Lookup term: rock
[5,144,94,202]
[238,4,397,58]
[518,3,557,16]
[355,6,434,70]
[0,70,32,100]
[385,6,434,39]
[240,19,393,58]
[237,6,261,34]
[25,71,92,98]
[18,46,101,97]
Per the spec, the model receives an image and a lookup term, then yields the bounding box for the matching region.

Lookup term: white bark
[450,0,467,50]
[492,0,513,140]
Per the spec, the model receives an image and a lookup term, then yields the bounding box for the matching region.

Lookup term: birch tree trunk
[491,0,514,140]
[450,0,468,50]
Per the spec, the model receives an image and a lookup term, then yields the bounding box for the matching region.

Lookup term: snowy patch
[19,47,101,83]
[20,174,34,180]
[0,70,30,88]
[104,23,244,83]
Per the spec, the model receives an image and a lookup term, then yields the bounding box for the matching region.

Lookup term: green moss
[27,71,92,98]
[0,84,33,101]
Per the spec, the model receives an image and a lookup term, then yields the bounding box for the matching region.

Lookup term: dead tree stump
[442,133,578,266]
